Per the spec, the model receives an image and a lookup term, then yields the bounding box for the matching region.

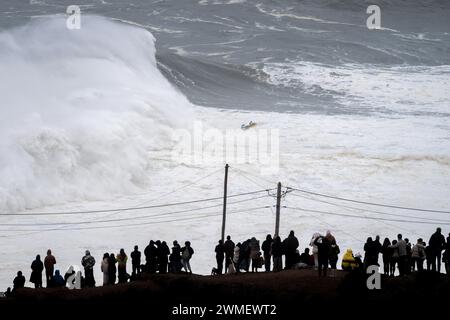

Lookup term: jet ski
[241,121,256,130]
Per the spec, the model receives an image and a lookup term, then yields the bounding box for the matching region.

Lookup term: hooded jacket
[81,251,96,270]
[411,243,426,259]
[341,249,358,270]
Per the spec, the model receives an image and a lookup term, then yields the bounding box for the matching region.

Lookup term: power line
[285,206,450,225]
[0,194,271,227]
[33,167,225,235]
[288,187,450,214]
[0,206,271,233]
[233,167,272,190]
[1,189,274,217]
[289,192,450,223]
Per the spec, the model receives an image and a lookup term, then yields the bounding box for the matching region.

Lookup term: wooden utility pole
[275,182,281,237]
[221,164,229,242]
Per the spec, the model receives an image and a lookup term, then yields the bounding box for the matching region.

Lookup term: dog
[211,267,219,276]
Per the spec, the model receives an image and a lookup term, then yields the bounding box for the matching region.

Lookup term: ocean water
[0,0,449,289]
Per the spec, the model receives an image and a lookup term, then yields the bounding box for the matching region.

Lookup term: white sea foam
[0,16,194,213]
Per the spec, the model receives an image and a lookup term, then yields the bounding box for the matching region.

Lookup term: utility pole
[221,164,229,242]
[275,182,281,238]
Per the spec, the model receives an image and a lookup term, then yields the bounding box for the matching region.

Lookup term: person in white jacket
[233,245,240,272]
[411,238,426,272]
[310,233,321,269]
[100,253,109,286]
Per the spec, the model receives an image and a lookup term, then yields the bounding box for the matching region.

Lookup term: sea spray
[0,16,194,213]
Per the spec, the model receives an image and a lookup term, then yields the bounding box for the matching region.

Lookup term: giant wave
[0,16,194,213]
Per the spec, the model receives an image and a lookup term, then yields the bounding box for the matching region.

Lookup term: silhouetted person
[314,235,331,277]
[51,270,65,288]
[342,249,359,271]
[405,238,412,274]
[411,238,426,272]
[424,242,432,271]
[329,240,340,270]
[154,240,162,271]
[283,230,299,269]
[169,240,182,273]
[13,271,25,292]
[30,255,43,288]
[144,240,157,273]
[300,248,313,266]
[239,240,251,272]
[391,234,407,276]
[181,241,194,274]
[381,238,391,275]
[354,253,364,273]
[310,233,320,269]
[81,250,96,287]
[271,236,283,272]
[108,253,117,285]
[158,241,170,274]
[215,240,225,274]
[233,243,241,272]
[429,227,446,272]
[224,235,235,273]
[44,249,56,288]
[444,236,450,274]
[117,248,128,283]
[101,253,110,286]
[262,234,273,272]
[325,230,336,244]
[4,287,12,298]
[390,240,399,275]
[249,237,261,272]
[363,237,378,269]
[252,252,263,272]
[131,245,141,275]
[373,235,382,266]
